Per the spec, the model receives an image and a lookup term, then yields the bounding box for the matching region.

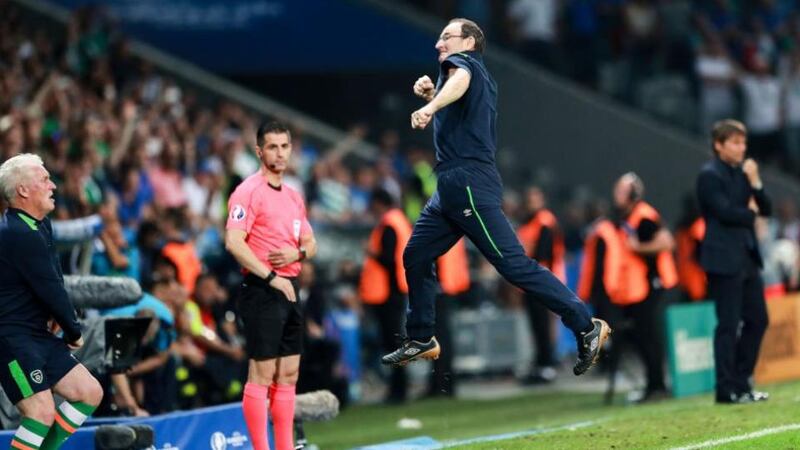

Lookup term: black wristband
[264,270,277,284]
[299,246,307,261]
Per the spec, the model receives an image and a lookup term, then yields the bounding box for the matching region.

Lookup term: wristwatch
[264,270,277,284]
[299,246,307,261]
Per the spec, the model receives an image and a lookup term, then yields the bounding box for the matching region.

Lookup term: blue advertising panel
[45,0,436,73]
[0,402,261,449]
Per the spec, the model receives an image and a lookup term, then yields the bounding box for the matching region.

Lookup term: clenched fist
[413,75,435,101]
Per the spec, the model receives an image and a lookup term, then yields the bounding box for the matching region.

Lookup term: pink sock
[242,383,271,450]
[269,384,296,450]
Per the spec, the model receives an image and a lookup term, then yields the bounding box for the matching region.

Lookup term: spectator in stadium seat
[695,35,737,133]
[739,56,782,163]
[181,273,246,406]
[782,50,800,171]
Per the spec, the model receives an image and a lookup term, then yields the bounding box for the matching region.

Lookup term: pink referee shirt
[226,172,313,277]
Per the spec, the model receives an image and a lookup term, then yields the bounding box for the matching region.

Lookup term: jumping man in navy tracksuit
[381,18,611,376]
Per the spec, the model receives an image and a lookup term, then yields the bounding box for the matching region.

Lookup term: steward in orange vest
[517,187,564,383]
[613,176,678,306]
[359,208,412,305]
[436,238,470,296]
[517,207,566,282]
[160,208,202,294]
[577,216,622,305]
[610,173,676,400]
[359,188,412,402]
[676,217,707,301]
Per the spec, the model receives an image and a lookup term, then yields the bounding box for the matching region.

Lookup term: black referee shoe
[381,337,440,366]
[573,318,612,376]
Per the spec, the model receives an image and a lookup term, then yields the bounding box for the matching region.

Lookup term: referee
[225,122,317,450]
[0,154,103,450]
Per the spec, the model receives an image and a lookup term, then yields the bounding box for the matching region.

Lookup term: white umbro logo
[590,337,599,352]
[404,348,421,356]
[463,209,473,217]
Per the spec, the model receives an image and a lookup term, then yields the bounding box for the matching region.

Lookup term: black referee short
[238,274,303,360]
[0,332,79,405]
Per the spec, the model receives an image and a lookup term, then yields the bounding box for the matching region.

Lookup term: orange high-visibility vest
[577,218,622,301]
[359,208,412,304]
[437,238,470,295]
[677,217,707,301]
[613,201,678,305]
[517,209,566,282]
[162,240,202,294]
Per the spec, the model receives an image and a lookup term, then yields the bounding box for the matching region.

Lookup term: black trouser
[708,259,768,397]
[404,163,592,340]
[369,294,408,401]
[624,292,667,393]
[595,289,666,393]
[524,292,556,368]
[429,293,456,396]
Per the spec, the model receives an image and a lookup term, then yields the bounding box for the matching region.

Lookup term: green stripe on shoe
[9,360,33,398]
[466,186,503,258]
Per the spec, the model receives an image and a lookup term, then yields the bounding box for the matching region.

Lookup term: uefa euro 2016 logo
[230,205,246,222]
[210,432,227,450]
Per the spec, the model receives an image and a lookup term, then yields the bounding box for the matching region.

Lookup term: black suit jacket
[696,158,772,275]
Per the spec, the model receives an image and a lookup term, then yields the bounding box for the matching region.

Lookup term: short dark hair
[370,187,395,208]
[450,18,485,53]
[256,121,292,147]
[711,119,746,155]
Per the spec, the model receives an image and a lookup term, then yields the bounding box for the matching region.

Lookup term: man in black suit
[696,119,772,404]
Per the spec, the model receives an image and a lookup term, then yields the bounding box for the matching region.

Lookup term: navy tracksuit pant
[403,163,593,340]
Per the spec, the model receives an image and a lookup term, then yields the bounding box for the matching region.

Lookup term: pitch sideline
[670,423,800,450]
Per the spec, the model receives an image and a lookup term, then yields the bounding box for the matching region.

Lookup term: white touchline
[440,420,599,448]
[671,423,800,450]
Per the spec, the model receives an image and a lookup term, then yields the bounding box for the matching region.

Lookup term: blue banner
[45,0,436,74]
[0,402,260,449]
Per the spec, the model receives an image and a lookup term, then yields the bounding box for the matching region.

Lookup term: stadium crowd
[1,1,800,420]
[408,0,800,174]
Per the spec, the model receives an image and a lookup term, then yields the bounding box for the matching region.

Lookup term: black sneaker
[740,390,769,402]
[381,337,441,366]
[573,318,612,376]
[716,392,753,404]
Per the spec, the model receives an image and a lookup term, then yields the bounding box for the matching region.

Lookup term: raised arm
[411,67,471,130]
